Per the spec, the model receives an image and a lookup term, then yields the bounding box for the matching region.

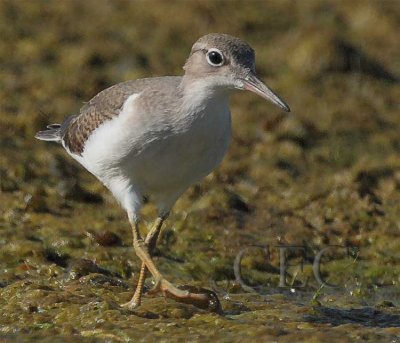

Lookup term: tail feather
[46,123,61,130]
[35,124,62,143]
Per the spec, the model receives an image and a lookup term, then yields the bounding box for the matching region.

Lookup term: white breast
[66,89,232,215]
[124,92,232,212]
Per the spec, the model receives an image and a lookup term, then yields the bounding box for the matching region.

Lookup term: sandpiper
[35,33,290,310]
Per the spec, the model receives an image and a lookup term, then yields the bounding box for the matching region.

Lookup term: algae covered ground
[0,0,400,342]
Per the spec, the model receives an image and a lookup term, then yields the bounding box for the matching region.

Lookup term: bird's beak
[241,74,290,112]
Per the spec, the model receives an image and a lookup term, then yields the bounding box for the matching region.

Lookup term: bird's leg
[121,215,214,310]
[121,217,161,309]
[123,216,165,308]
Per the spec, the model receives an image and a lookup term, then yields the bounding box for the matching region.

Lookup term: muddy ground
[0,0,399,342]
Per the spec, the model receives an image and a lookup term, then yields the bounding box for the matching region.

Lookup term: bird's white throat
[180,76,233,117]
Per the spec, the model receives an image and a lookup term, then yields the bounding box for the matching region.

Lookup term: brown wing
[62,80,144,155]
[61,77,182,155]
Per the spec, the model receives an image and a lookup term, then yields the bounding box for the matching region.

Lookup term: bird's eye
[206,49,224,67]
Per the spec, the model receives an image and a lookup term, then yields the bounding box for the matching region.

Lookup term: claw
[146,278,222,313]
[167,285,223,314]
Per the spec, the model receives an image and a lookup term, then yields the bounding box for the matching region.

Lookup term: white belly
[130,103,231,197]
[70,92,232,213]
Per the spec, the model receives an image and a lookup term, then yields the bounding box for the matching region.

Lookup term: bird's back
[61,76,183,156]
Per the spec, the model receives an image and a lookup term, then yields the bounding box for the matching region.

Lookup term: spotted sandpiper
[35,33,290,310]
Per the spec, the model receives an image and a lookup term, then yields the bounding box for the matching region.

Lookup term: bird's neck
[179,76,231,116]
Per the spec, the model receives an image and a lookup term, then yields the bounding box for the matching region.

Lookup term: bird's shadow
[305,306,400,328]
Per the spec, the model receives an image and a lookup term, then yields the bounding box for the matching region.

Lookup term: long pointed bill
[242,74,290,112]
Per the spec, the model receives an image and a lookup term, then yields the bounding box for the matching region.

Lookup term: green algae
[0,0,400,341]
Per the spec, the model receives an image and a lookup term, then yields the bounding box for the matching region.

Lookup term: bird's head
[183,33,290,112]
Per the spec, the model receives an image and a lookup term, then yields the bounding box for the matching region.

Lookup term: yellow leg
[121,215,217,310]
[122,217,164,308]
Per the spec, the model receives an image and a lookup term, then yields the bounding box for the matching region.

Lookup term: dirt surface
[0,0,399,342]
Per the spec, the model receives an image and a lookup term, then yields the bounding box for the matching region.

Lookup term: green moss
[0,0,399,341]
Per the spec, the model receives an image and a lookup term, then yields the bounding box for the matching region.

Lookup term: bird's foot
[120,299,140,310]
[148,278,222,313]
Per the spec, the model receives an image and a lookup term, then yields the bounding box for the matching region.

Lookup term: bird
[35,33,290,310]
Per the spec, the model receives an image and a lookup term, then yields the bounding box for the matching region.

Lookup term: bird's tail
[35,124,62,143]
